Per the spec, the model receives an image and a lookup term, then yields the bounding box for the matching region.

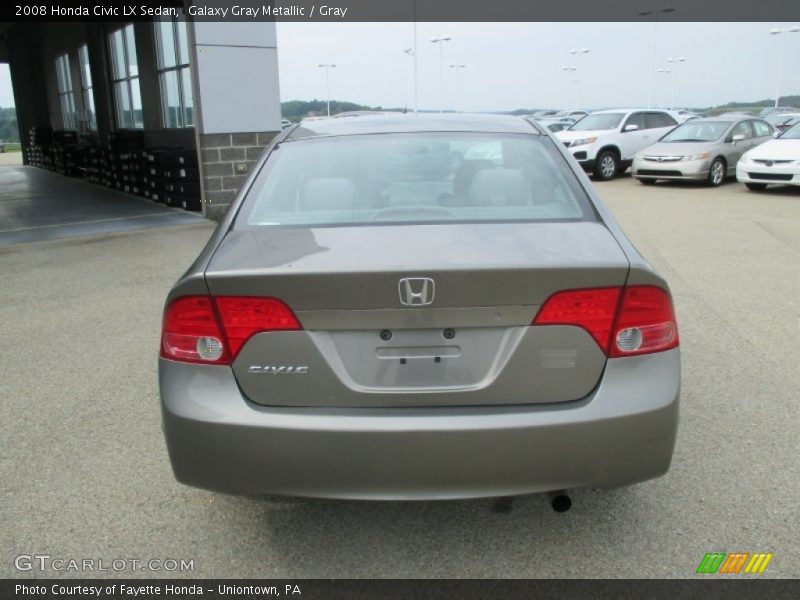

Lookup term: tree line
[0,106,20,142]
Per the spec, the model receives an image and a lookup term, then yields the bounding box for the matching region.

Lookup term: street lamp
[656,68,671,108]
[562,66,577,108]
[317,63,337,116]
[449,64,466,112]
[402,47,416,114]
[665,57,685,109]
[569,48,590,109]
[769,26,800,108]
[430,35,452,113]
[639,5,676,108]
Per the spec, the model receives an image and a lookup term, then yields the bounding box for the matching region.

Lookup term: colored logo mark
[696,552,773,574]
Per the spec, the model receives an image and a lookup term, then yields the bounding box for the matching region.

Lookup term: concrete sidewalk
[0,151,23,166]
[0,165,206,246]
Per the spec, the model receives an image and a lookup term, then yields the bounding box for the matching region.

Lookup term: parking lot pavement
[1,177,799,579]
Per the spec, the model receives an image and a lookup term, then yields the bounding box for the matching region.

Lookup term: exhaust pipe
[548,491,572,513]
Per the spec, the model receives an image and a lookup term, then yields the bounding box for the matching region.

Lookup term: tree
[0,106,20,142]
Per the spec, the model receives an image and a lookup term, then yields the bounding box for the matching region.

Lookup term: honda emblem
[398,278,435,306]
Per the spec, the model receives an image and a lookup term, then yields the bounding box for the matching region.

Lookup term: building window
[55,54,77,130]
[77,44,97,132]
[154,18,193,128]
[108,24,143,129]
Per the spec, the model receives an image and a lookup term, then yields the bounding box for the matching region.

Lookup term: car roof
[590,108,668,114]
[688,116,747,122]
[287,113,540,140]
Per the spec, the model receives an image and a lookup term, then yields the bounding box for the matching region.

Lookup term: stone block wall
[199,131,277,221]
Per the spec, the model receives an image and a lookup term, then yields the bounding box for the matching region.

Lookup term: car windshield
[237,132,594,228]
[569,113,624,131]
[661,121,732,142]
[779,123,800,139]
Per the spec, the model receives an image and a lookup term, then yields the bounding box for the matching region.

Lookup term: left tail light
[160,295,301,365]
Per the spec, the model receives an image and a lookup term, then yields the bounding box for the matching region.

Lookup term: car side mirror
[623,124,639,132]
[731,134,745,145]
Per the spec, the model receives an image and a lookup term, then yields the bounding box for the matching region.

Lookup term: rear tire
[638,178,656,185]
[594,151,618,181]
[745,183,768,191]
[707,157,726,187]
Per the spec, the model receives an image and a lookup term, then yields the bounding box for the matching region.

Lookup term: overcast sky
[1,21,798,111]
[275,22,800,111]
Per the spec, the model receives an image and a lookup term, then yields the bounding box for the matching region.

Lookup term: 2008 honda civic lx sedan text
[159,114,680,502]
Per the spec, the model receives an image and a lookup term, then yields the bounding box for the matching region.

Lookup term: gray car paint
[206,222,629,407]
[160,348,679,499]
[159,113,680,498]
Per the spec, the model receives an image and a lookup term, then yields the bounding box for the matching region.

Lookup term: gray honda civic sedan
[632,116,774,186]
[159,114,680,504]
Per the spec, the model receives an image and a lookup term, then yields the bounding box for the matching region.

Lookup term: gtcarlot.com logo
[14,554,194,573]
[696,552,773,574]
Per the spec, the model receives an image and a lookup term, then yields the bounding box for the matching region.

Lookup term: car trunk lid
[205,222,629,407]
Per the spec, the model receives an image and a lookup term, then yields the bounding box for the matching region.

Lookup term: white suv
[555,109,679,180]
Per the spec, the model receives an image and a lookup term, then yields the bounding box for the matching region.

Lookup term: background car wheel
[638,178,656,185]
[594,151,618,181]
[745,183,768,191]
[707,158,726,186]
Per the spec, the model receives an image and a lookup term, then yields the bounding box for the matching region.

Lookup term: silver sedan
[632,116,774,186]
[159,114,680,507]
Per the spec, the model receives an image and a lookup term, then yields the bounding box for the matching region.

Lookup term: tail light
[160,295,301,365]
[608,285,678,357]
[534,285,678,357]
[533,287,621,351]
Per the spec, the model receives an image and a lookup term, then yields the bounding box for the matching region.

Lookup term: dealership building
[0,10,282,220]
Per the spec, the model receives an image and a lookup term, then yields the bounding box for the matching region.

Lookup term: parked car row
[545,106,800,190]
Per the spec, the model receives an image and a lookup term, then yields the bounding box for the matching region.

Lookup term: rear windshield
[569,113,624,131]
[236,132,594,228]
[661,121,732,142]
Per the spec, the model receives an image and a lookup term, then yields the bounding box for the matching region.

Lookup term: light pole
[562,66,577,108]
[403,47,416,114]
[656,68,671,108]
[449,64,466,112]
[665,57,685,108]
[769,26,800,108]
[317,63,337,116]
[639,5,675,108]
[430,35,452,113]
[569,48,590,109]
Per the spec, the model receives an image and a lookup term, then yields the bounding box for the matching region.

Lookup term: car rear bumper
[159,348,680,500]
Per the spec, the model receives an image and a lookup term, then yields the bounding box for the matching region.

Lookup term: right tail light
[534,285,678,357]
[608,285,678,357]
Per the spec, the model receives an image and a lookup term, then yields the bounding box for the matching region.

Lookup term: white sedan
[737,122,800,190]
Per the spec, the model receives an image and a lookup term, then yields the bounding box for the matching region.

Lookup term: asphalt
[1,170,799,578]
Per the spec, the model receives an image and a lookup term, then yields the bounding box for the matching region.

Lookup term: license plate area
[328,327,518,390]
